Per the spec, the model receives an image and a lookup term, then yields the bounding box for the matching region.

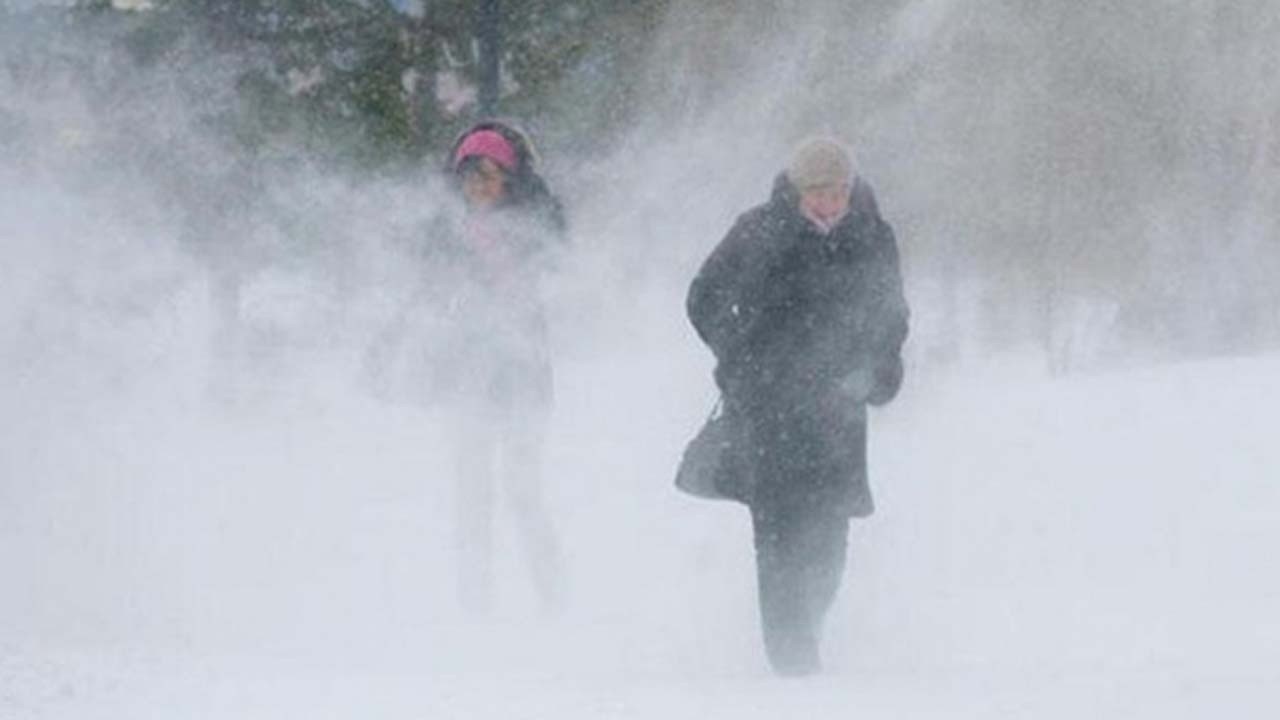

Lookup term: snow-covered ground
[3,304,1278,718]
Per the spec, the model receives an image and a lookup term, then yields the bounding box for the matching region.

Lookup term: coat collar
[768,173,860,240]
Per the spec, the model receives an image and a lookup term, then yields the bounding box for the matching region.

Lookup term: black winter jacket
[688,175,908,410]
[686,175,908,515]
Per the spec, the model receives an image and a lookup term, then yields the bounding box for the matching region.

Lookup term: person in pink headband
[453,129,517,211]
[453,129,518,172]
[437,121,568,615]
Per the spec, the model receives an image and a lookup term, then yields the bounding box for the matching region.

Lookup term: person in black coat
[686,138,909,675]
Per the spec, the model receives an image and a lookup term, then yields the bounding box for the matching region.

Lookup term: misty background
[5,1,1278,386]
[2,0,1278,716]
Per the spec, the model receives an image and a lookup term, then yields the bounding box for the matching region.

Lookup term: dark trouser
[750,500,849,675]
[740,390,861,675]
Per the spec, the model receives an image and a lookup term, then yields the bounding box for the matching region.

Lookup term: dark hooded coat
[686,175,908,515]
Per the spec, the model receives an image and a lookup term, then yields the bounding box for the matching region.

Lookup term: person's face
[799,183,851,226]
[461,157,508,209]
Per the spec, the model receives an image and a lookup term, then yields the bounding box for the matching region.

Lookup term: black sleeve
[686,211,786,363]
[865,218,910,406]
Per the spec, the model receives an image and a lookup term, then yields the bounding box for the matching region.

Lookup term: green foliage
[59,0,670,170]
[497,0,672,152]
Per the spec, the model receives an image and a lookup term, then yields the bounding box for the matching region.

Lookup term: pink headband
[453,130,517,172]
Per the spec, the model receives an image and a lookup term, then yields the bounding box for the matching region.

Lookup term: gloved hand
[866,354,903,406]
[837,366,875,401]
